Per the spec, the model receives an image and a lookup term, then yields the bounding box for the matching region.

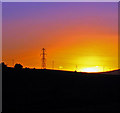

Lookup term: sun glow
[79,66,102,73]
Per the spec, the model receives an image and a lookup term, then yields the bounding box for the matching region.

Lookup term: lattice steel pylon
[40,48,47,69]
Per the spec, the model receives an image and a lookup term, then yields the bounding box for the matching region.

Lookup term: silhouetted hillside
[2,67,120,112]
[100,69,120,75]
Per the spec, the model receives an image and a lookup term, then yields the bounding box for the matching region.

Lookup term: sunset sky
[2,2,118,72]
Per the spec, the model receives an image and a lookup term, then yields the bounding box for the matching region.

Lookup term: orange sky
[2,2,118,72]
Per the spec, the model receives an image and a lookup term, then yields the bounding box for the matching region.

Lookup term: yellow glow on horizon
[78,66,102,73]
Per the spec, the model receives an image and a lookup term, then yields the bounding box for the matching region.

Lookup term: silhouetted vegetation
[14,63,23,69]
[25,67,30,70]
[1,62,7,68]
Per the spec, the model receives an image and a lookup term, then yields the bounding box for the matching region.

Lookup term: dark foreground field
[2,67,120,112]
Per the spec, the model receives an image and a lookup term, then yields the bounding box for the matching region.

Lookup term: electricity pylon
[52,60,54,70]
[12,59,14,67]
[40,48,46,69]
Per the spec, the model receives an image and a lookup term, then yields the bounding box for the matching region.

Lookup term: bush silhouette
[14,63,23,69]
[1,62,7,68]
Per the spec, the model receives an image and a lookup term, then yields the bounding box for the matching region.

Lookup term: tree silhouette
[14,63,23,69]
[25,67,30,69]
[1,62,7,68]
